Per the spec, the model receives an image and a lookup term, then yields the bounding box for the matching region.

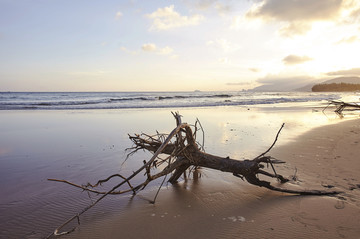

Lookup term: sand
[63,118,360,239]
[0,107,360,238]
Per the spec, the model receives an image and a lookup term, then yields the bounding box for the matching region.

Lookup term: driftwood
[323,100,360,115]
[46,112,340,238]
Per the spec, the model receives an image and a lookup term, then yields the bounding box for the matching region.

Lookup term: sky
[1,0,360,92]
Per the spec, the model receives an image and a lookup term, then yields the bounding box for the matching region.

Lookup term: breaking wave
[0,91,341,110]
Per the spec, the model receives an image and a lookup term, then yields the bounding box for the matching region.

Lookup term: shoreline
[0,107,359,238]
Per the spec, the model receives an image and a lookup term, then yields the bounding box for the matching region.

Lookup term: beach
[3,0,360,237]
[0,105,360,238]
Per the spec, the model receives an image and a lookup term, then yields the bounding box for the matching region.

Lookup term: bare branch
[47,113,341,238]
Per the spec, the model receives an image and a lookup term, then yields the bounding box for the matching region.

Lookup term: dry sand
[64,118,360,239]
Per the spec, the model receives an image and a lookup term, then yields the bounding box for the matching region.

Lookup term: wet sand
[0,107,359,238]
[64,118,360,239]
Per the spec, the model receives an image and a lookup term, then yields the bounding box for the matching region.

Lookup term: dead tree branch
[323,100,360,116]
[46,112,341,238]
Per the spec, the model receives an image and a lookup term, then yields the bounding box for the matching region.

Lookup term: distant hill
[250,79,319,92]
[312,82,360,92]
[249,76,360,92]
[294,83,319,92]
[321,76,360,84]
[311,77,360,92]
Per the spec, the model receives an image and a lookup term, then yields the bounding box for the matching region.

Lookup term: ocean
[0,91,345,110]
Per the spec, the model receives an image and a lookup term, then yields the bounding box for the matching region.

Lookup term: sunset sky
[1,0,360,91]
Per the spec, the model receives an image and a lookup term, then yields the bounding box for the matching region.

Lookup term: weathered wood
[323,100,360,114]
[47,112,341,238]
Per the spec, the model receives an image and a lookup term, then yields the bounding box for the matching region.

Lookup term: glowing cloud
[142,43,157,52]
[246,0,344,36]
[249,68,260,73]
[141,43,174,55]
[247,0,342,22]
[278,22,312,37]
[335,35,359,44]
[326,67,360,76]
[214,2,232,16]
[146,5,204,31]
[182,0,233,15]
[282,55,313,65]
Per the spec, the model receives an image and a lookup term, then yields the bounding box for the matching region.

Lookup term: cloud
[350,7,360,21]
[182,0,233,15]
[181,0,215,10]
[146,5,204,31]
[214,2,232,16]
[230,15,263,30]
[249,68,260,73]
[326,67,360,76]
[120,46,139,55]
[115,11,123,19]
[282,55,313,65]
[122,44,174,56]
[230,16,243,30]
[141,43,174,55]
[278,22,312,37]
[246,0,343,36]
[142,43,157,52]
[343,1,360,23]
[335,35,359,44]
[226,81,253,86]
[158,46,174,55]
[246,0,342,22]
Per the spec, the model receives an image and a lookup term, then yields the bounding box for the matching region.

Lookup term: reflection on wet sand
[0,106,359,238]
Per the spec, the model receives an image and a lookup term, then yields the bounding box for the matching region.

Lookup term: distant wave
[0,91,341,110]
[108,93,233,102]
[109,97,152,102]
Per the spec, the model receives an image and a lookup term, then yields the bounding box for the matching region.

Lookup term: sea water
[0,91,344,110]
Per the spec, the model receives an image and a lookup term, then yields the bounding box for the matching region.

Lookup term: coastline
[0,106,359,238]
